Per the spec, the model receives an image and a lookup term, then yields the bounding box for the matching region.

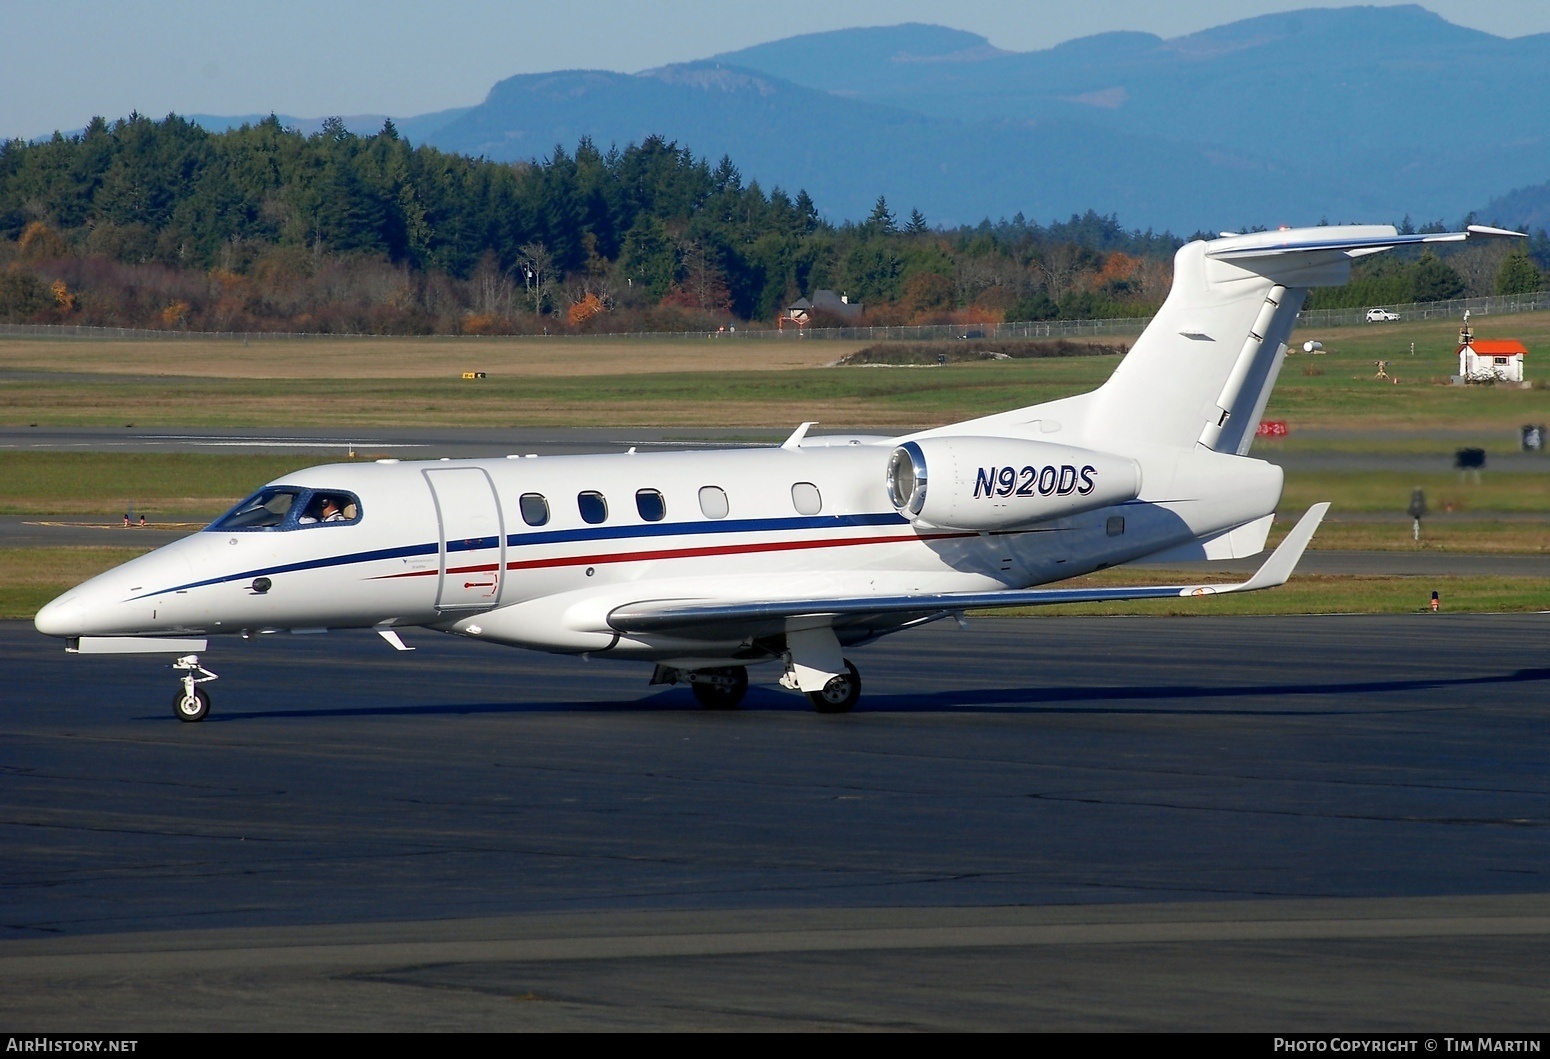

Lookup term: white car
[1365,307,1400,322]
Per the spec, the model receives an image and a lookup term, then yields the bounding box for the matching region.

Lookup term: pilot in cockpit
[298,495,346,524]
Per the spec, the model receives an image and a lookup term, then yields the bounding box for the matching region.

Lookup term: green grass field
[1,319,1545,621]
[0,453,316,515]
[2,312,1545,430]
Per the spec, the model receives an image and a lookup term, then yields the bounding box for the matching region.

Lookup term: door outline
[423,467,506,612]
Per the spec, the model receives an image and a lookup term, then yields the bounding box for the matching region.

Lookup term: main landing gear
[172,654,218,722]
[690,666,749,710]
[652,665,750,710]
[805,660,861,714]
[654,656,864,714]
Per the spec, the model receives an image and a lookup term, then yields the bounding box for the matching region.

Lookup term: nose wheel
[171,654,217,722]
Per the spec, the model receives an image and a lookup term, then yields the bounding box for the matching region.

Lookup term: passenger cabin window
[519,492,550,527]
[578,491,608,525]
[635,489,666,522]
[791,482,822,516]
[698,486,729,519]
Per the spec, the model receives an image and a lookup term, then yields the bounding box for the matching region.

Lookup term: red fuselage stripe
[369,530,974,580]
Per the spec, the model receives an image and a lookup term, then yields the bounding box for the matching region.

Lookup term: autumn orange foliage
[567,292,605,326]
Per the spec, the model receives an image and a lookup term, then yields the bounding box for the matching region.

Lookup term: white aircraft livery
[34,223,1522,719]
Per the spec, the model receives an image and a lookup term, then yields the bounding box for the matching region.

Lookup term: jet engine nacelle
[886,436,1141,531]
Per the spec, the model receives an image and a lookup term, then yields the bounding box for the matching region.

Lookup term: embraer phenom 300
[35,224,1522,719]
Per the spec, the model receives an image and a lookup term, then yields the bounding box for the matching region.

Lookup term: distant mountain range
[190,5,1550,233]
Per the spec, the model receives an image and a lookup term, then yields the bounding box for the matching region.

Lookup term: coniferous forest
[0,114,1541,334]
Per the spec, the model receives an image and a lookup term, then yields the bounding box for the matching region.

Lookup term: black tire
[806,660,861,714]
[691,666,748,710]
[173,687,210,722]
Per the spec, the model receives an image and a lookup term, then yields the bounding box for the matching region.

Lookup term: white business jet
[34,223,1521,720]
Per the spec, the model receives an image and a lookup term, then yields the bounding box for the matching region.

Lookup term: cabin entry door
[423,467,505,611]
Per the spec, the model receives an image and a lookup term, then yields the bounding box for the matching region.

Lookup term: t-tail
[1085,223,1524,455]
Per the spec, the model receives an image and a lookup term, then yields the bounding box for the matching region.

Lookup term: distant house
[1458,336,1527,383]
[811,289,863,321]
[784,290,863,329]
[783,297,813,328]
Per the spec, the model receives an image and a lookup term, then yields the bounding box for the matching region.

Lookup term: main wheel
[173,687,210,722]
[806,660,861,714]
[691,666,748,710]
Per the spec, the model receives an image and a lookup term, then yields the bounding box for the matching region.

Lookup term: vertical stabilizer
[1085,224,1522,454]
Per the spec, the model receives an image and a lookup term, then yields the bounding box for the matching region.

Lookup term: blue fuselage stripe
[140,511,912,599]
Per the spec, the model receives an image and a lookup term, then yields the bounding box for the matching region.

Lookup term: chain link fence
[2,290,1544,344]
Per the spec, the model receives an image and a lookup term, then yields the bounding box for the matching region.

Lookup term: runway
[3,613,1548,1029]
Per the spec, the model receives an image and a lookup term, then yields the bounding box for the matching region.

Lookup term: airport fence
[1,290,1544,345]
[1296,290,1550,329]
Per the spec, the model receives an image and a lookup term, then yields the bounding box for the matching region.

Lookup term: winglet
[1198,502,1329,595]
[781,422,818,450]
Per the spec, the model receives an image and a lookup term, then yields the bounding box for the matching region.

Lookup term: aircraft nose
[34,591,86,638]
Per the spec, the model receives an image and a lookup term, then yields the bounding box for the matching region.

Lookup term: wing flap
[608,505,1329,637]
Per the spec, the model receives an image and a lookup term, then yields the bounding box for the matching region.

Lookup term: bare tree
[517,242,555,314]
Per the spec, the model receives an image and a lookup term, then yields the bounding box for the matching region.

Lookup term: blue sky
[5,1,1549,141]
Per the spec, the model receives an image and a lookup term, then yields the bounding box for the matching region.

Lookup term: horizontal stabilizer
[608,504,1330,638]
[1208,225,1524,262]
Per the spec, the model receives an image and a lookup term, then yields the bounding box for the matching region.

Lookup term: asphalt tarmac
[3,613,1548,1029]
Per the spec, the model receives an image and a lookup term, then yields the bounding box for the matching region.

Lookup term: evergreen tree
[793,190,820,232]
[1409,251,1465,302]
[905,208,928,235]
[1495,247,1543,295]
[867,195,896,235]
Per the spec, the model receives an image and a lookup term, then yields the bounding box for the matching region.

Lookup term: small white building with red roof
[1458,337,1527,383]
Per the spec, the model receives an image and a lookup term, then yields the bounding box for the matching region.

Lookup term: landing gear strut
[690,666,749,710]
[651,664,749,710]
[806,660,861,714]
[172,654,217,722]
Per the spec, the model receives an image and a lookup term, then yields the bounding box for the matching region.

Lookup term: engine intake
[886,436,1140,531]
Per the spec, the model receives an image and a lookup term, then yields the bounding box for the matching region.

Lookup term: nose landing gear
[172,654,218,722]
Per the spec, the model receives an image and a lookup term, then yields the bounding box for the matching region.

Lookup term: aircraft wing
[609,504,1329,639]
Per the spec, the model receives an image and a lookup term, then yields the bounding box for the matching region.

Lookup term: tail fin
[1088,224,1523,455]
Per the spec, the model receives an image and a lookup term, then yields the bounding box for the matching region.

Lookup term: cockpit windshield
[208,488,362,531]
[211,488,300,530]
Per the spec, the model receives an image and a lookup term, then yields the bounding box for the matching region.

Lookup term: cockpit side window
[210,487,302,530]
[297,491,362,526]
[208,488,362,531]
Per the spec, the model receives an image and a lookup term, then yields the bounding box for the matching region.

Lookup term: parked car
[1365,308,1400,322]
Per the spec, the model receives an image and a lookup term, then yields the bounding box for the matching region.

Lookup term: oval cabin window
[791,482,822,516]
[635,489,666,522]
[519,492,550,527]
[698,486,729,519]
[577,491,608,525]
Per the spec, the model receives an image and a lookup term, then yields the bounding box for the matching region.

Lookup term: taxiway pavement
[2,613,1547,1029]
